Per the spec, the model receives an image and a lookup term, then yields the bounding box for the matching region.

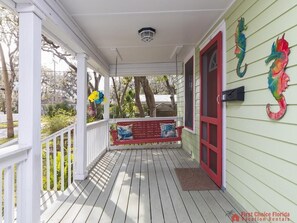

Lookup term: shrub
[45,102,76,117]
[43,109,75,135]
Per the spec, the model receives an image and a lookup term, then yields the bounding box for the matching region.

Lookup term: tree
[134,77,145,117]
[162,75,177,115]
[0,7,19,138]
[134,76,156,117]
[111,76,133,118]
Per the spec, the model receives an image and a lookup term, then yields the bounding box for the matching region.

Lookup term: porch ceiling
[58,0,233,65]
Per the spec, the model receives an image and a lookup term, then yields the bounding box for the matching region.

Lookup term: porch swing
[110,53,184,146]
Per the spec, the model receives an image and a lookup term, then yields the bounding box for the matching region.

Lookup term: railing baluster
[46,140,50,190]
[41,143,43,190]
[17,161,24,223]
[53,137,57,191]
[60,133,64,191]
[68,130,71,186]
[4,166,14,223]
[0,168,2,223]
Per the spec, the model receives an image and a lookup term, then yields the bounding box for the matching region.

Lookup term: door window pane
[209,124,217,147]
[202,122,207,140]
[209,150,217,174]
[202,145,208,165]
[202,46,217,118]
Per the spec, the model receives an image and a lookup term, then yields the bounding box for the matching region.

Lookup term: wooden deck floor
[41,148,243,223]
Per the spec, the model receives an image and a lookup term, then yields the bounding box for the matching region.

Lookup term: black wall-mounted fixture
[222,86,245,102]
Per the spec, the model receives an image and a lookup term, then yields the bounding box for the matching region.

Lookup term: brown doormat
[175,168,219,191]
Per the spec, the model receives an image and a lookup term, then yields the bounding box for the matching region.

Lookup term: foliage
[42,149,74,190]
[44,102,76,117]
[43,103,75,135]
[110,81,138,118]
[0,134,17,145]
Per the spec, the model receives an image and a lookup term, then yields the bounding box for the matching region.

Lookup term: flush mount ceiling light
[138,27,156,42]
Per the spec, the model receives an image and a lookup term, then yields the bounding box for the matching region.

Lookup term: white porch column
[104,74,110,149]
[17,4,44,223]
[74,53,88,180]
[103,74,110,119]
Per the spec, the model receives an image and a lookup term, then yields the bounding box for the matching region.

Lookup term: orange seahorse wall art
[265,34,290,120]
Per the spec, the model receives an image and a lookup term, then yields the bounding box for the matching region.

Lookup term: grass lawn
[0,121,18,129]
[0,135,17,145]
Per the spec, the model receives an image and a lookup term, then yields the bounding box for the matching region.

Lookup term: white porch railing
[41,124,75,191]
[86,119,109,170]
[41,119,109,192]
[0,145,30,223]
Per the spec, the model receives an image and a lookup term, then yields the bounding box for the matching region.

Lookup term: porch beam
[17,4,45,223]
[74,53,88,180]
[109,62,183,77]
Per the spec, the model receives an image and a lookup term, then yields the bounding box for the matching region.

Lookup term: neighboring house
[139,94,177,117]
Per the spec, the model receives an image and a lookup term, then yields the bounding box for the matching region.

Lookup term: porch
[40,148,240,223]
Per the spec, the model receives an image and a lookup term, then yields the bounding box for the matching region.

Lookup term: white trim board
[109,62,183,77]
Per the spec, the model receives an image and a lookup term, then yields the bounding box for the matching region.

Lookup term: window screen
[185,56,194,129]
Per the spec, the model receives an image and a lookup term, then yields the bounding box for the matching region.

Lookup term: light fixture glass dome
[138,27,156,42]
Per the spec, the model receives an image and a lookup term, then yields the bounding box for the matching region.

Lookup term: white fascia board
[109,62,183,77]
[27,0,109,75]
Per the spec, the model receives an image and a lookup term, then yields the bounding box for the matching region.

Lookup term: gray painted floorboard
[41,148,239,223]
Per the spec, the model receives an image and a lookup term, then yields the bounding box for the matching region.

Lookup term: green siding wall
[226,0,297,220]
[178,0,297,220]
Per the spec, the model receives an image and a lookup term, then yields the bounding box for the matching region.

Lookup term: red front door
[200,32,222,187]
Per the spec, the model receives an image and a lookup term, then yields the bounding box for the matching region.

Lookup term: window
[184,56,194,130]
[208,50,217,72]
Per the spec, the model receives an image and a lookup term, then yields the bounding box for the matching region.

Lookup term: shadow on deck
[40,148,244,223]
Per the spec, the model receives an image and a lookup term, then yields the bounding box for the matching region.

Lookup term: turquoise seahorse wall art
[234,17,248,78]
[265,34,290,120]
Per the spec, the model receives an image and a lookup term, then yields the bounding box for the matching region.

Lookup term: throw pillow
[117,124,133,140]
[160,123,176,138]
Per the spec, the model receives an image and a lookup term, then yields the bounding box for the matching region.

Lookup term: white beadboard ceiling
[58,0,233,65]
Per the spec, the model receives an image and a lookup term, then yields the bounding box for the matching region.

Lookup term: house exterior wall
[178,0,297,220]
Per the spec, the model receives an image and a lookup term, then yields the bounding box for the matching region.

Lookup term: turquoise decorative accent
[160,123,176,138]
[234,17,248,78]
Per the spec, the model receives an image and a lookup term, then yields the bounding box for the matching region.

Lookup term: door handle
[217,95,220,104]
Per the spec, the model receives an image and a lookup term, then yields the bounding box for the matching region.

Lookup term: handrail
[41,124,75,143]
[0,144,31,222]
[0,144,30,161]
[87,119,109,128]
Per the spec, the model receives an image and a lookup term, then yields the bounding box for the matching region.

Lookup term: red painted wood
[110,120,183,145]
[199,31,223,188]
